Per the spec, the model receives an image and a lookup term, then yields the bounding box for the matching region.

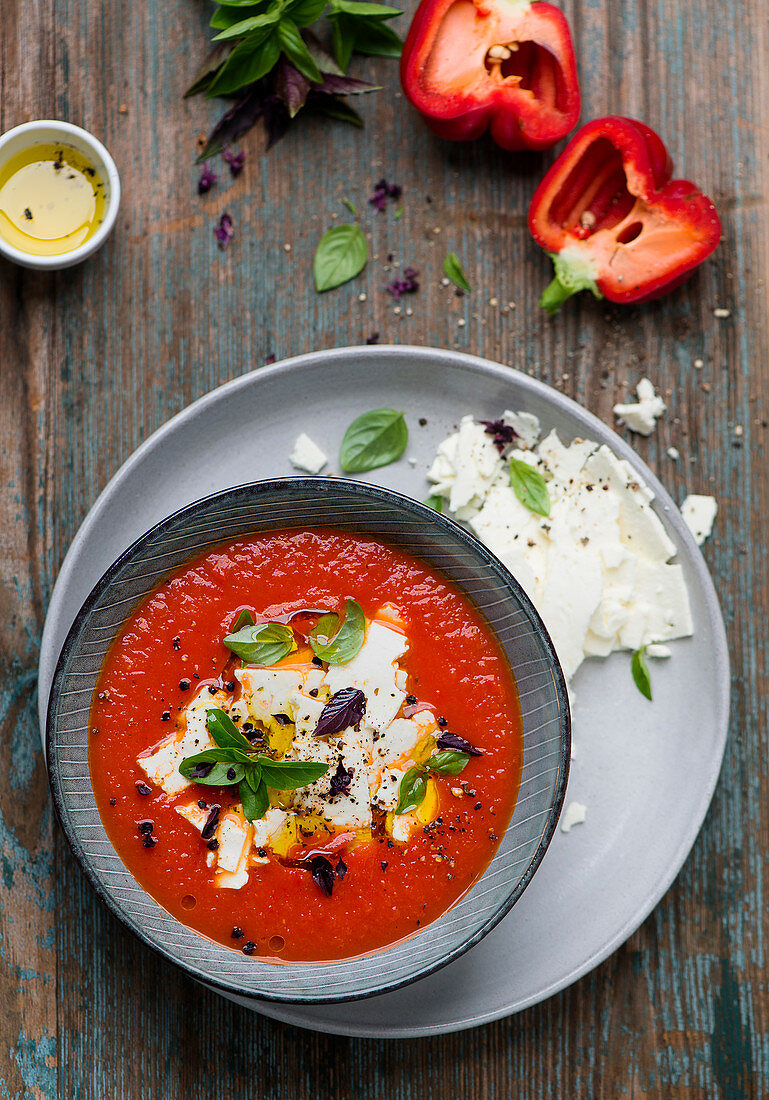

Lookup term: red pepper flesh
[528,116,722,310]
[401,0,580,152]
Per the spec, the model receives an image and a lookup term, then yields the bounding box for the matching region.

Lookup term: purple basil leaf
[314,687,367,739]
[310,855,335,897]
[436,731,483,756]
[336,857,347,880]
[201,804,221,840]
[197,86,266,162]
[274,56,311,117]
[189,761,215,779]
[308,94,363,127]
[185,43,234,98]
[262,95,292,148]
[329,760,352,797]
[315,73,380,96]
[480,418,518,454]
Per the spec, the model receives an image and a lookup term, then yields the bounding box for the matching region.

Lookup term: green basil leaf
[257,757,330,789]
[232,608,256,631]
[245,764,263,792]
[424,494,443,512]
[217,0,273,6]
[340,408,408,472]
[240,775,270,820]
[330,13,356,70]
[206,707,258,752]
[287,0,329,27]
[180,754,247,785]
[346,17,402,56]
[332,0,402,17]
[425,750,469,776]
[509,457,551,517]
[185,43,234,96]
[394,766,427,815]
[207,31,281,96]
[213,10,282,41]
[443,252,471,293]
[309,598,365,664]
[313,224,368,292]
[632,646,652,701]
[223,620,294,665]
[310,96,363,127]
[277,19,324,81]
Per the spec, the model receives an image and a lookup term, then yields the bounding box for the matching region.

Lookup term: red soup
[89,529,523,961]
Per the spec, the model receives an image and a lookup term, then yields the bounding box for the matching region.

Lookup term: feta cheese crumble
[290,432,327,474]
[613,378,666,436]
[561,801,587,833]
[427,413,693,684]
[681,494,717,545]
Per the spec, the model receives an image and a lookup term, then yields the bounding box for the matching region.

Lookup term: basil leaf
[277,19,323,81]
[330,13,356,70]
[394,766,427,815]
[180,754,246,785]
[424,494,443,512]
[443,252,471,293]
[632,646,652,701]
[346,17,402,56]
[206,707,258,752]
[310,96,363,127]
[257,757,330,789]
[288,0,330,25]
[223,620,294,665]
[339,408,408,472]
[309,598,365,664]
[232,608,255,631]
[240,775,269,820]
[313,224,368,292]
[245,764,263,792]
[310,855,335,896]
[436,730,482,756]
[425,749,469,776]
[332,0,402,17]
[314,687,366,738]
[208,31,281,96]
[185,43,234,96]
[509,457,551,517]
[213,10,282,41]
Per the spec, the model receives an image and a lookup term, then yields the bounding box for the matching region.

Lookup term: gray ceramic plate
[38,346,730,1037]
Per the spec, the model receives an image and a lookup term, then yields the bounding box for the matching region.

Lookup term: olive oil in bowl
[0,143,106,257]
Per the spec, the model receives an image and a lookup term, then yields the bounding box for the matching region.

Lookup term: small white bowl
[0,120,121,271]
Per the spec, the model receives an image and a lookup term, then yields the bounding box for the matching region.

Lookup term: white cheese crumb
[646,643,672,658]
[681,494,717,545]
[502,409,541,449]
[667,447,680,461]
[561,801,587,833]
[613,378,666,436]
[290,432,327,474]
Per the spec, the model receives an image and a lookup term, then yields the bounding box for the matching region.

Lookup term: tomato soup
[89,529,523,961]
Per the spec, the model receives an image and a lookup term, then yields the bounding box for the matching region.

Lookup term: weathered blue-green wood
[1,0,767,1094]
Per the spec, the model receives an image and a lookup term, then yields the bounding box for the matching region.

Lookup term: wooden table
[1,0,765,1094]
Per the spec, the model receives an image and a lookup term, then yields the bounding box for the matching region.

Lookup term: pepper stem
[540,249,603,315]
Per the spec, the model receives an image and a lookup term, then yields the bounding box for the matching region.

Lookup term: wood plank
[0,0,767,1093]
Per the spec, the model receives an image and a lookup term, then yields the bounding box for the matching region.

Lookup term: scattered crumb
[667,446,680,461]
[613,378,666,436]
[713,307,731,319]
[290,432,327,475]
[681,494,718,545]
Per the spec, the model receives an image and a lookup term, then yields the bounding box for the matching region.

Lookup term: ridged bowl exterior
[47,478,570,1003]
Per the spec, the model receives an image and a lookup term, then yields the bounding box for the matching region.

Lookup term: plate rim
[38,344,730,1036]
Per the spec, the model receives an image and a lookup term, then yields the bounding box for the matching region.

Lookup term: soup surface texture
[89,529,523,961]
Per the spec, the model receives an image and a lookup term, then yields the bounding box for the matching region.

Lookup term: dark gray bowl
[47,478,570,1003]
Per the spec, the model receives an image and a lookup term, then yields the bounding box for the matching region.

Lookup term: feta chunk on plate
[290,432,327,475]
[681,494,717,545]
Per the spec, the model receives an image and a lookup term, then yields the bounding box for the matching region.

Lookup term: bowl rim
[46,475,571,1003]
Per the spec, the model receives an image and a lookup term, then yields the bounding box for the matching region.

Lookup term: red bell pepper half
[528,116,722,311]
[401,0,580,151]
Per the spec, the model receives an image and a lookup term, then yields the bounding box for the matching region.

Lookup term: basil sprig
[631,645,652,701]
[340,408,408,472]
[393,749,470,815]
[179,708,328,821]
[224,620,294,664]
[424,494,443,512]
[314,224,368,291]
[509,457,551,517]
[309,598,365,664]
[443,252,471,293]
